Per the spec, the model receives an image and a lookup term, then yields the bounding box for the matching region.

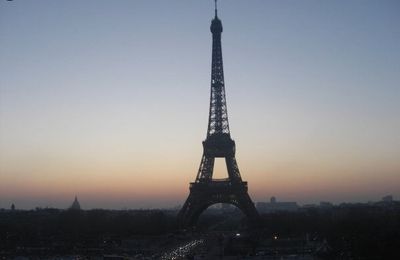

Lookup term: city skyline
[1,0,400,209]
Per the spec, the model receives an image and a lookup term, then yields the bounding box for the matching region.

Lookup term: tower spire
[215,0,218,17]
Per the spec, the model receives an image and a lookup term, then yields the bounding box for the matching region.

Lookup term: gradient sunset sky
[1,0,399,209]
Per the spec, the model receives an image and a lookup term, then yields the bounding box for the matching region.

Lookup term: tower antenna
[215,0,218,17]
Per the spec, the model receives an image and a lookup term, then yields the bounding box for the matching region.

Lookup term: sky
[0,0,399,209]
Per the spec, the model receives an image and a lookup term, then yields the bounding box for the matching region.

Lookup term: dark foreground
[1,202,399,259]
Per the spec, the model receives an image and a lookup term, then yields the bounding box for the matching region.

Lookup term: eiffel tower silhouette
[178,1,259,228]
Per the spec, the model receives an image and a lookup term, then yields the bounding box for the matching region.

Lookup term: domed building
[69,196,81,210]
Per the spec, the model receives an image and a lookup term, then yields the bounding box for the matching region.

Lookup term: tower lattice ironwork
[178,1,259,228]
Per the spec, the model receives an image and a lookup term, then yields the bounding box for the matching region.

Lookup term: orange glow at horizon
[1,149,399,209]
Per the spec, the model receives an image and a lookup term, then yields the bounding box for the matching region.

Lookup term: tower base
[178,180,259,228]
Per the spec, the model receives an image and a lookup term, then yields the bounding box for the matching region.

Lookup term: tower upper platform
[210,0,223,34]
[211,15,223,34]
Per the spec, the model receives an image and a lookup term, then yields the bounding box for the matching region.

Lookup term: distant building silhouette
[319,201,333,208]
[256,197,298,213]
[11,203,15,211]
[382,195,393,202]
[303,204,318,208]
[69,196,81,210]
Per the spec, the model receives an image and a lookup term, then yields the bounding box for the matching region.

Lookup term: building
[256,197,298,213]
[382,195,393,202]
[69,196,81,210]
[319,201,333,208]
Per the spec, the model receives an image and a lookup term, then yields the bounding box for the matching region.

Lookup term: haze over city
[1,0,399,209]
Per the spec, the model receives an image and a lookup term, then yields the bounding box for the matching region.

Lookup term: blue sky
[0,0,399,209]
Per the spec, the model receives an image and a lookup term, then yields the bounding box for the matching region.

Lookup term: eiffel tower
[178,1,259,228]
